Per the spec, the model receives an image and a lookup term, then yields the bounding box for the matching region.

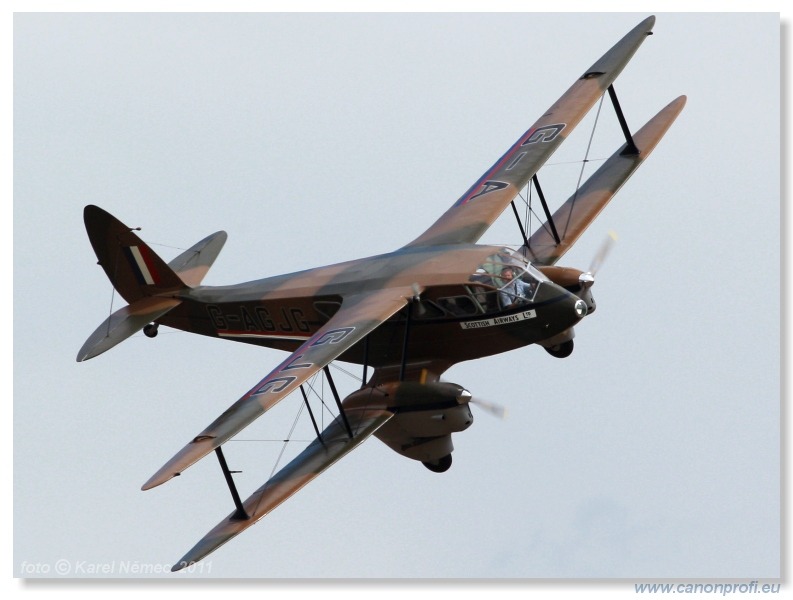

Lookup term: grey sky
[13,12,780,581]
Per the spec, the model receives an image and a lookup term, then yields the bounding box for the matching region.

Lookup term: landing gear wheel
[422,454,452,473]
[545,339,574,358]
[143,323,159,338]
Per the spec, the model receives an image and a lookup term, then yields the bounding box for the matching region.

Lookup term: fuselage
[157,243,587,380]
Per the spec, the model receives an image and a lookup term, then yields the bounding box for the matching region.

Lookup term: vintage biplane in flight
[78,16,684,570]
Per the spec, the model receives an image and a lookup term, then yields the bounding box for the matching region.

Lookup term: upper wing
[523,95,687,266]
[171,399,393,570]
[406,16,656,249]
[142,286,417,490]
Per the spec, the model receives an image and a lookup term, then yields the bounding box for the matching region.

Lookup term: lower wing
[142,286,418,491]
[522,95,686,266]
[171,398,393,570]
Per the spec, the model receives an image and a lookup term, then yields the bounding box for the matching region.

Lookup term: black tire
[545,339,574,358]
[422,454,452,473]
[143,323,159,338]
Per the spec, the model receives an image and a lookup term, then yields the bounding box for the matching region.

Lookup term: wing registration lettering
[522,123,566,145]
[252,376,295,396]
[467,180,509,203]
[310,326,354,346]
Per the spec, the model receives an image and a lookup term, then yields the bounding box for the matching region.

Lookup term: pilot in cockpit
[498,266,534,309]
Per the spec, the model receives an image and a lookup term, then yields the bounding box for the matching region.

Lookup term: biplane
[77,16,685,570]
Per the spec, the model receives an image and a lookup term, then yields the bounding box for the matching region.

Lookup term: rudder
[84,205,186,302]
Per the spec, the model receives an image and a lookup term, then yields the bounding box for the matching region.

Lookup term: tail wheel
[143,323,159,338]
[422,454,452,473]
[545,339,574,358]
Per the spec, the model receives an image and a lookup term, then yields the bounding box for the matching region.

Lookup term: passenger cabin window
[436,295,479,317]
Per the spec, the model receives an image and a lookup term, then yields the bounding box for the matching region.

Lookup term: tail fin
[84,205,187,303]
[78,205,227,361]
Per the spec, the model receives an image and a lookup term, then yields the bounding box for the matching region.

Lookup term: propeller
[579,231,617,289]
[470,397,508,420]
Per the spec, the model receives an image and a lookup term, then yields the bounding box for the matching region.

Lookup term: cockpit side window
[430,248,547,320]
[496,266,539,308]
[469,248,544,312]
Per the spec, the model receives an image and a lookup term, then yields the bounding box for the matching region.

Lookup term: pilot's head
[501,267,515,281]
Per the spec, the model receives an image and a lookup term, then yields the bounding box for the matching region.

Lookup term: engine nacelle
[344,381,473,465]
[537,265,596,314]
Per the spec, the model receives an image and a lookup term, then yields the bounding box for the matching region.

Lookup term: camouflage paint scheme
[77,16,685,569]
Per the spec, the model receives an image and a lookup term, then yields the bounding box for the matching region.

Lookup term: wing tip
[76,334,111,362]
[141,471,179,491]
[142,436,220,490]
[171,560,192,573]
[652,95,687,126]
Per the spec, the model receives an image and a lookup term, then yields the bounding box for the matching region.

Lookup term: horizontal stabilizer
[172,402,394,571]
[523,95,687,266]
[168,231,228,287]
[76,296,181,362]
